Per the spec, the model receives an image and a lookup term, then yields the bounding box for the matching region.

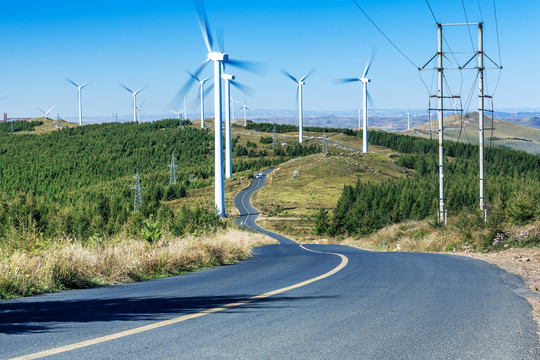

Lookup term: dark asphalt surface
[1,170,539,359]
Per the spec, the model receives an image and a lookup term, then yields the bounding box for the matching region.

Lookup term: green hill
[403,112,540,155]
[0,119,322,243]
[251,124,540,250]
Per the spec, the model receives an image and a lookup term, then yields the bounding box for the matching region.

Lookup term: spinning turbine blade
[334,78,362,85]
[281,69,298,83]
[226,59,268,76]
[193,0,213,53]
[47,105,56,114]
[230,81,255,97]
[66,78,78,87]
[300,68,316,82]
[168,63,209,110]
[188,70,201,82]
[362,47,378,78]
[367,91,377,109]
[120,83,134,94]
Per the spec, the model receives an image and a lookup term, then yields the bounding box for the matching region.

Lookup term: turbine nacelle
[298,81,305,86]
[222,74,235,81]
[361,78,371,83]
[208,52,228,61]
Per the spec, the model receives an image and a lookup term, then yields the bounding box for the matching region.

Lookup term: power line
[351,0,418,69]
[491,0,503,96]
[425,0,438,24]
[461,0,477,53]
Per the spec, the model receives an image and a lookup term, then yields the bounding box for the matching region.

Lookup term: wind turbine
[335,49,377,153]
[170,110,182,120]
[231,96,241,123]
[407,108,411,131]
[36,105,56,121]
[190,72,211,128]
[136,101,145,123]
[120,83,145,123]
[169,0,266,217]
[240,100,249,127]
[67,78,89,125]
[281,68,315,143]
[223,77,254,179]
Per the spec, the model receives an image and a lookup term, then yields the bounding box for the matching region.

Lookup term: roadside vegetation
[0,228,276,299]
[0,118,319,298]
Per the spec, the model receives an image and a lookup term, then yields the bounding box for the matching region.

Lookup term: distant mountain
[402,112,540,155]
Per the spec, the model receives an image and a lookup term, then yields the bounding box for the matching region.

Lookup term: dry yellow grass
[0,228,277,299]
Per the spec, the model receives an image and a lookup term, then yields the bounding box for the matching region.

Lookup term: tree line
[0,119,323,243]
[315,130,540,237]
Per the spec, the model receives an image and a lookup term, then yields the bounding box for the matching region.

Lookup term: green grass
[251,134,413,239]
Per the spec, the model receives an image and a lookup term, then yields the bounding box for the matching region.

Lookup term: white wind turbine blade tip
[47,105,56,114]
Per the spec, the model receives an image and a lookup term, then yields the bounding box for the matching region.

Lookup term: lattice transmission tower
[131,169,145,212]
[169,152,178,185]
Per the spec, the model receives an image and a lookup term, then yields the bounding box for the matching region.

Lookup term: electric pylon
[131,169,145,212]
[169,152,178,185]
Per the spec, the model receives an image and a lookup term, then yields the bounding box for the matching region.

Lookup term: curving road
[0,170,539,359]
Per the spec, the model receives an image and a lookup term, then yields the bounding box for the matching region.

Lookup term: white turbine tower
[223,73,234,179]
[335,50,376,153]
[240,100,249,127]
[231,96,241,123]
[281,68,315,143]
[120,83,145,123]
[66,79,89,126]
[169,0,266,217]
[136,101,145,123]
[36,105,56,121]
[190,72,211,129]
[222,76,254,179]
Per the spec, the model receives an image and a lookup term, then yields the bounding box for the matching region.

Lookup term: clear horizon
[0,1,537,120]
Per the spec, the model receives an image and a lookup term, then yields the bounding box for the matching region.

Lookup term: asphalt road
[1,170,539,359]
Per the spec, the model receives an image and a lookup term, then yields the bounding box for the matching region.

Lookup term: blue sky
[0,0,537,121]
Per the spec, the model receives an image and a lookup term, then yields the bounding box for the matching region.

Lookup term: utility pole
[131,169,145,212]
[421,22,501,224]
[437,24,446,225]
[169,152,178,185]
[460,22,501,220]
[478,23,485,217]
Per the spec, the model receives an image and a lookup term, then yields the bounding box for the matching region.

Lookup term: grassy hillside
[403,112,540,155]
[252,133,410,240]
[248,123,540,251]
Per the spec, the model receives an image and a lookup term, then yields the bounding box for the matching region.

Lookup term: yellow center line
[12,245,348,360]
